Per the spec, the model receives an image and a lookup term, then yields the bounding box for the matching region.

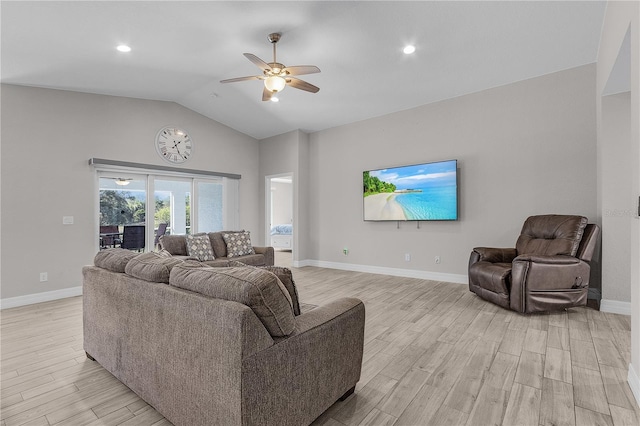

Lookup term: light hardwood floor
[2,254,638,426]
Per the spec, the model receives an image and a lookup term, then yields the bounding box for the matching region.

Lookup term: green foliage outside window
[100,190,145,225]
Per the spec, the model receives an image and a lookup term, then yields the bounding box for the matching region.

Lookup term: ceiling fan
[220,33,320,101]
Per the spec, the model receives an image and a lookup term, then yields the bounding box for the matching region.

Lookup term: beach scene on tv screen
[363,160,457,221]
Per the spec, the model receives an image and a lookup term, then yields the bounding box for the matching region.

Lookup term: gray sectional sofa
[83,249,365,426]
[158,231,274,266]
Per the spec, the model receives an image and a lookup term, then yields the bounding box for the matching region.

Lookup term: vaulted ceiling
[1,1,606,139]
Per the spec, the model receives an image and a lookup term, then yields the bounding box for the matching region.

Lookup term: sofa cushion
[208,232,229,258]
[186,233,215,261]
[205,230,243,258]
[169,265,295,337]
[159,234,188,256]
[223,231,255,258]
[228,261,301,316]
[94,248,139,273]
[125,251,184,283]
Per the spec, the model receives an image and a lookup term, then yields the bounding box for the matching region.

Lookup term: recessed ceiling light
[403,45,416,55]
[270,97,279,103]
[116,45,131,53]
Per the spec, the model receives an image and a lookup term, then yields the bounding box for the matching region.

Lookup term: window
[97,171,236,251]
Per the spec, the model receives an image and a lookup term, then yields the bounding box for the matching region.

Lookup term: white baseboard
[600,299,632,315]
[628,364,640,408]
[292,259,312,268]
[294,259,468,284]
[1,286,83,310]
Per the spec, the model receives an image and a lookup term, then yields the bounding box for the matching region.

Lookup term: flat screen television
[363,159,458,221]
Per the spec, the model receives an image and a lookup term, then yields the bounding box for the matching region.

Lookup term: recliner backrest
[575,223,600,262]
[515,215,587,257]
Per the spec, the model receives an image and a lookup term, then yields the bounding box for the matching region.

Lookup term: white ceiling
[1,1,606,140]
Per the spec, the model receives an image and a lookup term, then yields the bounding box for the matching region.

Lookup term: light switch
[62,216,74,225]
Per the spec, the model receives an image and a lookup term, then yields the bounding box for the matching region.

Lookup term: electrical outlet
[343,248,349,255]
[39,272,48,282]
[435,256,441,264]
[404,253,411,262]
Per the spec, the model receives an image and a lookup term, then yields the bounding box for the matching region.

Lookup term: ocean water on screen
[395,184,457,220]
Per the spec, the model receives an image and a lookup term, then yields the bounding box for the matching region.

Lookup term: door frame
[264,172,294,256]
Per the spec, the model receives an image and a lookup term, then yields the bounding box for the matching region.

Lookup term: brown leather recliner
[468,215,600,313]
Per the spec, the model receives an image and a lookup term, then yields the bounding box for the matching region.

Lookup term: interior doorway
[600,26,633,315]
[265,173,294,265]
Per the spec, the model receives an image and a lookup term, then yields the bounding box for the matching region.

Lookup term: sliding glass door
[195,179,223,232]
[154,178,191,238]
[98,176,147,251]
[97,172,232,252]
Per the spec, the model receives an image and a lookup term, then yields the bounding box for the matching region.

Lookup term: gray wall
[600,92,631,303]
[1,84,260,300]
[307,64,597,281]
[271,181,293,226]
[259,130,310,262]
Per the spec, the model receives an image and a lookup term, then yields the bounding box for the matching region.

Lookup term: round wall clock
[155,126,193,164]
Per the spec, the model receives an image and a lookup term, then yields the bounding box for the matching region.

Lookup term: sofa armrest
[470,247,517,265]
[289,297,363,336]
[240,298,365,426]
[253,246,274,266]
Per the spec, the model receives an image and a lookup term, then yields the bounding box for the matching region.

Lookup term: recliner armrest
[510,254,591,312]
[513,254,580,265]
[471,247,517,264]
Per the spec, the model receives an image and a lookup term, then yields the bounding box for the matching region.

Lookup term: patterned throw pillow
[223,231,255,258]
[185,233,215,261]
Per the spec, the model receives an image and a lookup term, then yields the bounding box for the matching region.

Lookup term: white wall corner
[293,259,313,268]
[600,299,632,315]
[302,260,468,284]
[0,286,83,310]
[628,363,640,408]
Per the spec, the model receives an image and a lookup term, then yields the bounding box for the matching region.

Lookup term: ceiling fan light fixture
[264,75,286,92]
[115,178,131,186]
[403,45,416,54]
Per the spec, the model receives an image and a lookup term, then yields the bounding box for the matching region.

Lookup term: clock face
[155,127,193,164]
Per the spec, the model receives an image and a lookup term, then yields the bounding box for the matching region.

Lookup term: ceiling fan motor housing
[268,33,281,44]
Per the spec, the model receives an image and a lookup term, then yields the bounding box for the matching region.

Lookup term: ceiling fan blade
[286,77,320,93]
[283,65,321,76]
[244,53,272,72]
[262,86,274,102]
[220,75,262,83]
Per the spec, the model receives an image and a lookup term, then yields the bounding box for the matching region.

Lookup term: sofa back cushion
[159,235,188,256]
[94,248,139,273]
[124,251,184,283]
[207,232,228,258]
[169,265,295,337]
[228,261,301,316]
[516,215,588,257]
